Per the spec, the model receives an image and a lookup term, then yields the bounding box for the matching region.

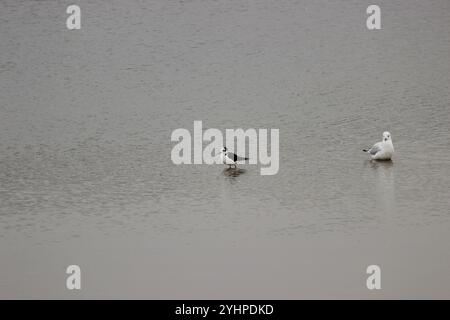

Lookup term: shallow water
[1,0,449,298]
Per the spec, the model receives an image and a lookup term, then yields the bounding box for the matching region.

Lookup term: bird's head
[383,131,391,142]
[221,147,227,153]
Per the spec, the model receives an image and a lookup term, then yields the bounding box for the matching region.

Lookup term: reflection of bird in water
[363,131,394,160]
[222,167,246,177]
[220,147,249,169]
[364,157,395,223]
[367,159,394,169]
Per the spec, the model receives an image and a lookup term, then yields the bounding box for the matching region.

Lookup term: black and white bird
[220,147,249,168]
[363,131,394,160]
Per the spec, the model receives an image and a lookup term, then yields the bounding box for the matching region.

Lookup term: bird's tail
[362,149,369,152]
[244,157,249,160]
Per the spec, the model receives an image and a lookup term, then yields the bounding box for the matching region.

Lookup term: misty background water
[1,0,449,298]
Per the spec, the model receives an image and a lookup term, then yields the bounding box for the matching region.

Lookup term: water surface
[1,0,449,298]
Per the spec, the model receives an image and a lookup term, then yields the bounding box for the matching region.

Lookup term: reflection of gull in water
[367,159,393,169]
[365,159,395,222]
[222,167,246,177]
[363,131,394,160]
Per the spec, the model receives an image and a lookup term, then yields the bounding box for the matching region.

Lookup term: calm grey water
[1,0,449,298]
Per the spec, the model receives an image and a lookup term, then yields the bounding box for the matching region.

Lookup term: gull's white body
[221,152,236,165]
[220,147,248,167]
[364,132,394,160]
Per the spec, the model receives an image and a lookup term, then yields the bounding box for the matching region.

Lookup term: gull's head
[383,131,391,142]
[222,147,227,153]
